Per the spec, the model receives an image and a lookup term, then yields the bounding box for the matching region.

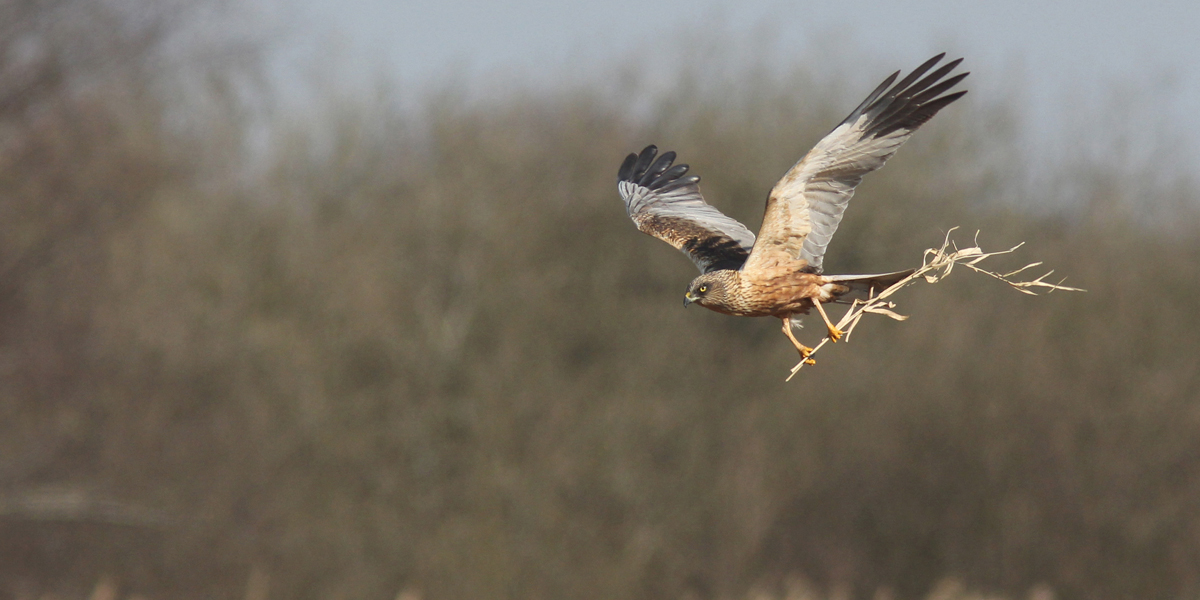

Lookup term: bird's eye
[698,285,708,293]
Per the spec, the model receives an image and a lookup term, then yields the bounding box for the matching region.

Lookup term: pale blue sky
[281,0,1200,169]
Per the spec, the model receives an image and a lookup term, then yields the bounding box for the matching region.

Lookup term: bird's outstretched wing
[742,53,968,274]
[618,145,756,273]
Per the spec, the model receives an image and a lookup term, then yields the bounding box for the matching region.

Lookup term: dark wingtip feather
[626,145,658,182]
[649,163,690,188]
[865,53,946,113]
[639,151,677,186]
[860,56,968,139]
[908,72,970,106]
[618,145,699,191]
[657,175,700,193]
[618,153,638,181]
[888,90,968,133]
[840,70,899,127]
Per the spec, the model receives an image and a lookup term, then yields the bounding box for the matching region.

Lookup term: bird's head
[684,272,734,309]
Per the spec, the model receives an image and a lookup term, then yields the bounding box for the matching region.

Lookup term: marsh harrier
[617,54,968,362]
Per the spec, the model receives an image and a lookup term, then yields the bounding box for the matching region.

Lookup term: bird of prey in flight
[617,54,968,362]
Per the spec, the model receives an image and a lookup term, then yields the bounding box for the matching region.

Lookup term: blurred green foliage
[2,2,1199,600]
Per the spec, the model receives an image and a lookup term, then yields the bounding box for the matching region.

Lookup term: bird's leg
[812,299,843,342]
[781,317,816,365]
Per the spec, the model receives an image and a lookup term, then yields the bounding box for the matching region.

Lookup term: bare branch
[787,228,1084,380]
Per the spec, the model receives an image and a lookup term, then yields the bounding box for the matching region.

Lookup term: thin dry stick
[786,228,1084,381]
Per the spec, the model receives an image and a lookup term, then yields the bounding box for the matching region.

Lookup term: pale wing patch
[743,54,968,274]
[617,146,756,273]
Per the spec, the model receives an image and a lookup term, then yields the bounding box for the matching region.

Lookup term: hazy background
[287,0,1200,168]
[2,0,1199,599]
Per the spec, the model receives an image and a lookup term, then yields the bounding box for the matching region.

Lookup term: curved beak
[683,293,697,307]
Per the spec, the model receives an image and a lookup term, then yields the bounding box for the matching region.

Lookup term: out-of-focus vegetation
[3,2,1200,600]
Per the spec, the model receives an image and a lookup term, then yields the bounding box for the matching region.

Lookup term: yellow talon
[812,299,842,343]
[781,317,816,359]
[804,358,816,366]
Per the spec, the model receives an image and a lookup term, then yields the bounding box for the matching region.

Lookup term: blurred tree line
[2,1,1199,599]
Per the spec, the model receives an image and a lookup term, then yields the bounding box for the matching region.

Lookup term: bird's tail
[824,269,914,302]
